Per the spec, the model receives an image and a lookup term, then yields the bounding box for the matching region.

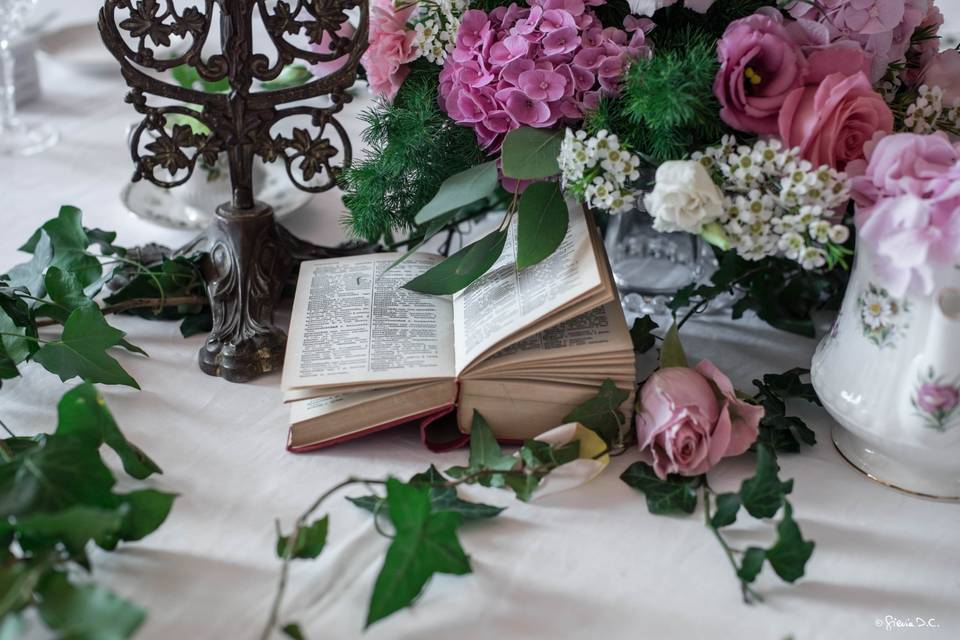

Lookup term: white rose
[643,160,724,234]
[627,0,676,16]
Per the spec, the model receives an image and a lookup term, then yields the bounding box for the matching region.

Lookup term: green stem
[0,332,44,344]
[0,417,16,438]
[702,485,764,605]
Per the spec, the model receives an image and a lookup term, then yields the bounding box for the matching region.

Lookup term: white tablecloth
[2,4,959,639]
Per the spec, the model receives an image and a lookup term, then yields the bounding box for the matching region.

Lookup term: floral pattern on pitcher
[857,283,909,348]
[911,367,960,433]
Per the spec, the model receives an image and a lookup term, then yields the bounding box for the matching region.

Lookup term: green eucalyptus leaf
[659,322,688,369]
[414,161,499,225]
[33,305,140,389]
[366,479,470,627]
[629,315,659,354]
[516,182,568,270]
[620,462,698,515]
[386,211,458,273]
[501,127,563,179]
[403,229,507,295]
[277,516,329,560]
[765,502,814,583]
[281,623,307,640]
[710,492,741,529]
[737,547,767,583]
[37,571,145,640]
[561,379,629,446]
[739,444,793,519]
[56,383,161,479]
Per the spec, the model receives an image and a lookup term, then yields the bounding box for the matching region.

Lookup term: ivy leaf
[737,547,767,583]
[739,444,793,519]
[0,434,116,518]
[36,571,145,640]
[516,182,568,270]
[765,502,814,583]
[403,229,507,295]
[14,506,124,556]
[711,492,741,529]
[33,305,140,389]
[6,232,54,297]
[0,308,34,369]
[45,267,94,312]
[659,322,688,369]
[756,368,821,406]
[444,412,516,488]
[179,309,213,338]
[38,206,102,288]
[620,462,698,515]
[414,161,499,225]
[281,623,307,640]
[500,127,563,179]
[277,516,329,560]
[629,315,659,354]
[503,473,541,502]
[561,378,629,446]
[85,228,126,257]
[0,562,46,619]
[109,489,177,545]
[367,479,470,627]
[55,383,161,479]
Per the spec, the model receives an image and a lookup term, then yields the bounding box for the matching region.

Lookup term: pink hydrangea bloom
[849,132,960,296]
[788,0,934,83]
[439,1,651,151]
[362,0,418,101]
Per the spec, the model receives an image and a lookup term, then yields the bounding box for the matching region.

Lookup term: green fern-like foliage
[342,61,485,242]
[588,0,777,162]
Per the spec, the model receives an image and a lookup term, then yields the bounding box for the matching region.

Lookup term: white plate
[38,23,119,76]
[120,162,315,231]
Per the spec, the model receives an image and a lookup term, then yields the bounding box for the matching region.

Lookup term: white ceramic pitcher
[811,233,960,499]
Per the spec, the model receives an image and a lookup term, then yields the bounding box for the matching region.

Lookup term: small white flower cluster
[692,136,852,270]
[559,128,642,214]
[903,85,960,134]
[412,0,464,65]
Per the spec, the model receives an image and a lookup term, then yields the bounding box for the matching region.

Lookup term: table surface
[2,4,959,639]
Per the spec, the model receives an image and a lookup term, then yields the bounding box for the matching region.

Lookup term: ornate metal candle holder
[98,0,369,382]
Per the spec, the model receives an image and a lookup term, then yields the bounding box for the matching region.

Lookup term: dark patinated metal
[98,0,370,382]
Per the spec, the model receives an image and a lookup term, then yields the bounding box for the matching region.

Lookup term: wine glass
[0,0,57,156]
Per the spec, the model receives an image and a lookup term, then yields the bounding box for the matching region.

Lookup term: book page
[452,203,602,373]
[469,302,631,373]
[282,253,456,390]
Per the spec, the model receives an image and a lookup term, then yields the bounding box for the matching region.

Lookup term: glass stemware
[0,0,57,156]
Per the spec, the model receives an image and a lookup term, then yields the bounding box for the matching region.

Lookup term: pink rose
[636,361,763,479]
[778,71,893,170]
[361,0,418,101]
[849,132,960,295]
[917,383,960,415]
[714,9,807,135]
[921,49,960,106]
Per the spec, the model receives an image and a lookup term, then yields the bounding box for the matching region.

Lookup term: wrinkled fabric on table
[1,4,958,639]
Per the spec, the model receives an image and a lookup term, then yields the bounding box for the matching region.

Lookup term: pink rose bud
[636,361,764,479]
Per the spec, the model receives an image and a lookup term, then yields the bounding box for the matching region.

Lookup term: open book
[281,204,635,452]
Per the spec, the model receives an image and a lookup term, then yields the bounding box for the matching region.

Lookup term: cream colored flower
[644,160,724,233]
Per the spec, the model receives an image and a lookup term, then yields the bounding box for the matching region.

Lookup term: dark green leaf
[711,492,741,529]
[403,229,507,295]
[503,473,541,502]
[7,232,53,297]
[516,182,568,270]
[659,322,688,369]
[766,502,814,583]
[0,562,45,618]
[620,462,698,515]
[561,379,629,446]
[0,434,116,518]
[277,516,329,560]
[519,439,579,468]
[739,444,793,519]
[466,412,515,487]
[33,305,140,389]
[501,127,563,179]
[37,571,145,640]
[281,623,307,640]
[0,308,34,369]
[737,547,767,583]
[112,489,177,543]
[56,383,161,479]
[85,228,125,257]
[414,161,499,225]
[629,315,659,354]
[179,310,213,338]
[14,506,124,555]
[45,267,94,313]
[348,470,504,522]
[367,479,471,627]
